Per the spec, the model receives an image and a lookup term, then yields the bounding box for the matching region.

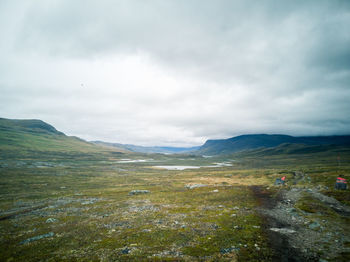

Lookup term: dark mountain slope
[196,134,350,155]
[234,143,350,157]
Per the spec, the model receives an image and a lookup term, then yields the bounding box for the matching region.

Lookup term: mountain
[233,143,350,157]
[2,117,349,158]
[196,134,350,155]
[92,141,200,154]
[0,118,124,159]
[0,117,64,135]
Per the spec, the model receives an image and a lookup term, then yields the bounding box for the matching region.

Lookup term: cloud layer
[1,0,350,146]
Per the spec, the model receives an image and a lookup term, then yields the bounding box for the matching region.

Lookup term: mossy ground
[0,150,349,261]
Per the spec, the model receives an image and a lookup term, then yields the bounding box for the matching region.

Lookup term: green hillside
[0,118,123,159]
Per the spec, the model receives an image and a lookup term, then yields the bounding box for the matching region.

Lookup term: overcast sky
[1,0,350,146]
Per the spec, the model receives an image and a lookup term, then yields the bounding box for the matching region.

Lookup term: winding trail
[250,186,316,262]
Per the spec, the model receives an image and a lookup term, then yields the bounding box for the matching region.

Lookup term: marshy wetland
[1,150,349,261]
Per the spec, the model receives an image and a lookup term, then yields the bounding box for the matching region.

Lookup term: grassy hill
[0,118,124,159]
[0,118,64,135]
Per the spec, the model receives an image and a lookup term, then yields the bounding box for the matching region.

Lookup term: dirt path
[250,186,318,262]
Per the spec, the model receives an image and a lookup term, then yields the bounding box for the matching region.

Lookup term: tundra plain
[1,147,349,261]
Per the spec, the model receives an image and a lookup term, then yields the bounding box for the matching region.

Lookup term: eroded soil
[252,184,350,262]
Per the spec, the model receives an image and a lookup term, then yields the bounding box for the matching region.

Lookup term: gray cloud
[1,0,350,146]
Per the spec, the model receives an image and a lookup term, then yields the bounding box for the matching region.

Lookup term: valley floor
[0,153,349,261]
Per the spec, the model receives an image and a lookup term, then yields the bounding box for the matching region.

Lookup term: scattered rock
[153,249,183,258]
[46,218,58,223]
[154,219,164,225]
[128,190,150,195]
[19,232,54,245]
[308,221,321,230]
[220,247,239,254]
[121,247,131,254]
[185,184,208,189]
[129,205,158,212]
[233,206,240,210]
[286,207,297,213]
[208,223,219,230]
[103,221,130,229]
[270,228,296,234]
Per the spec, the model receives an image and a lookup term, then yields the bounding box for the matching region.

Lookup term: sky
[1,0,350,147]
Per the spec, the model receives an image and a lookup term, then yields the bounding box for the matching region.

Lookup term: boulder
[20,232,54,245]
[270,228,296,234]
[308,221,321,230]
[46,218,58,223]
[128,190,150,195]
[185,184,207,189]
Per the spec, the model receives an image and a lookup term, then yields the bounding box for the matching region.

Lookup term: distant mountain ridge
[196,134,350,155]
[233,143,350,157]
[92,141,200,154]
[2,117,350,157]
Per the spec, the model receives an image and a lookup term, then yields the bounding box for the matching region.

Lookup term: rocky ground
[252,172,350,262]
[1,157,349,261]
